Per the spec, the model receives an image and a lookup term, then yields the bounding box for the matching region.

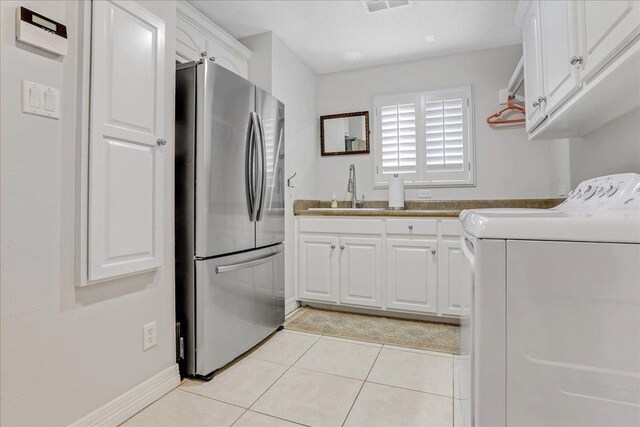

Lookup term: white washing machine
[460,173,640,427]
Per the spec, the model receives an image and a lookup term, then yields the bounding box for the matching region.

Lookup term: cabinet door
[88,0,165,281]
[339,237,383,308]
[386,239,438,313]
[523,2,546,132]
[438,238,471,317]
[176,3,250,78]
[205,39,249,79]
[176,16,207,63]
[579,0,640,80]
[298,235,339,303]
[540,0,580,114]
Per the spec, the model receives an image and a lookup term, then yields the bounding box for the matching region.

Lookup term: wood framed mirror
[320,111,370,156]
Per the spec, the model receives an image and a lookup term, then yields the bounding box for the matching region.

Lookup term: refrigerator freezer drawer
[195,244,284,377]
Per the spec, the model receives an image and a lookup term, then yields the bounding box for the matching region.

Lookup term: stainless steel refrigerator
[175,59,285,380]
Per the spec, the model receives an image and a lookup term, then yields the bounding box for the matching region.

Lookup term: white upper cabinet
[176,1,251,78]
[517,0,640,139]
[88,0,165,282]
[578,0,640,81]
[522,2,546,132]
[539,0,580,115]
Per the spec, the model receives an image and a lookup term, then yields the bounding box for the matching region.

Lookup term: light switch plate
[22,80,60,119]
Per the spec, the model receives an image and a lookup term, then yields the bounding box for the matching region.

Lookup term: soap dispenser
[331,193,338,208]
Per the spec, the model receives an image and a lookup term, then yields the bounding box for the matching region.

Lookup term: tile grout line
[382,344,455,359]
[247,410,311,427]
[179,329,322,427]
[228,408,248,427]
[178,388,310,427]
[340,345,384,427]
[244,331,323,425]
[364,379,454,399]
[177,388,248,410]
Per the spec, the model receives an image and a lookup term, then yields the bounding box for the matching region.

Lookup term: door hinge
[176,322,184,361]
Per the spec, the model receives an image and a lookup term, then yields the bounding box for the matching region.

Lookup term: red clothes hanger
[486,95,526,125]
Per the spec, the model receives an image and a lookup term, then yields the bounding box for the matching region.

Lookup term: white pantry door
[88,0,165,281]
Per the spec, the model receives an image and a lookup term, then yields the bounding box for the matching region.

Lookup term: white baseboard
[70,364,180,427]
[285,297,300,315]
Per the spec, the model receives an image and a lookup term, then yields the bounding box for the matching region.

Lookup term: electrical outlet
[143,321,157,351]
[558,185,567,197]
[419,189,432,199]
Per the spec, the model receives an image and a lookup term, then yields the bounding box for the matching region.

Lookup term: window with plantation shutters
[374,86,474,187]
[380,100,417,175]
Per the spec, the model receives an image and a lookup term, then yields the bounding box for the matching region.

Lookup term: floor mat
[284,307,459,354]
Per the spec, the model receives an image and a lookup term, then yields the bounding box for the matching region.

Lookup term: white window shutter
[88,0,165,282]
[377,95,418,177]
[424,88,472,183]
[374,86,474,187]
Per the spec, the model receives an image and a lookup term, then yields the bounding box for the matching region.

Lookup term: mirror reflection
[320,111,369,156]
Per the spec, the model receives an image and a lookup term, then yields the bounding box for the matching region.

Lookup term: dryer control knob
[583,185,597,200]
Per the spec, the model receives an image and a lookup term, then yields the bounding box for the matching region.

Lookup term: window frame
[372,85,476,188]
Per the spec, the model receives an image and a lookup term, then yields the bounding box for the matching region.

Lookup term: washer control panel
[557,173,640,212]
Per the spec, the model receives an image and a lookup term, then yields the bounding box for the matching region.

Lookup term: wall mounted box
[16,7,68,56]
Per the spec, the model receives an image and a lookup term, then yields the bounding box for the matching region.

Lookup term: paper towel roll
[388,174,405,210]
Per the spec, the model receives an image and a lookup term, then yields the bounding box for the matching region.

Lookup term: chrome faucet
[347,164,364,208]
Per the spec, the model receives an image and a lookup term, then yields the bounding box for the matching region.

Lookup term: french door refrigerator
[175,59,285,380]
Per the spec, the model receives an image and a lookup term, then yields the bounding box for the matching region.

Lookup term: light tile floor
[123,329,466,427]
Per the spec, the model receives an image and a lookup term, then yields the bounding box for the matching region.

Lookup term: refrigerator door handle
[246,112,260,221]
[255,114,267,221]
[215,250,282,274]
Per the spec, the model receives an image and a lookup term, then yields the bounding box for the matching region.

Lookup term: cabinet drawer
[298,217,384,234]
[386,219,437,235]
[439,219,463,237]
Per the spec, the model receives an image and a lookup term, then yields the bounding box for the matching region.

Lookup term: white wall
[570,107,640,185]
[0,1,177,425]
[317,45,571,201]
[239,32,318,311]
[240,32,273,93]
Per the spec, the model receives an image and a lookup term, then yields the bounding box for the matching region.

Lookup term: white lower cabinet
[386,239,438,314]
[298,235,339,303]
[437,238,471,316]
[296,217,470,319]
[340,237,383,308]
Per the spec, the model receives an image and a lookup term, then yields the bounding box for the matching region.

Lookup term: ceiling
[187,0,522,74]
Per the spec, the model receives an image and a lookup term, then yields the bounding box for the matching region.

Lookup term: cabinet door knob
[538,96,547,103]
[569,55,583,65]
[330,244,335,249]
[340,245,345,250]
[157,138,166,146]
[431,249,436,255]
[408,225,413,230]
[532,100,539,108]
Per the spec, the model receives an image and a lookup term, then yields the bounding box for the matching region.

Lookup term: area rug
[284,307,459,354]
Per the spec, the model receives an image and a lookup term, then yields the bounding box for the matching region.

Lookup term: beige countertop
[293,198,565,218]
